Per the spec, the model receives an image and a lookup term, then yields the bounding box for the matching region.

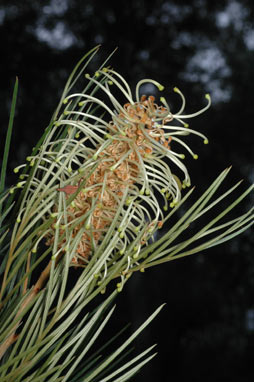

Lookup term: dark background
[0,0,254,381]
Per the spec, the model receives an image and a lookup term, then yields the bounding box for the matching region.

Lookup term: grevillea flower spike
[6,47,253,297]
[44,67,211,267]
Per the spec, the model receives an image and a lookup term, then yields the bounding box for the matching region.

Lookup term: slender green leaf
[84,304,164,382]
[0,78,18,216]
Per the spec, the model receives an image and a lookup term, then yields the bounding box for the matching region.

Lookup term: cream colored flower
[43,68,210,265]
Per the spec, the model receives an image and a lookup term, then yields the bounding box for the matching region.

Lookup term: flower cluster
[11,65,210,276]
[44,68,210,266]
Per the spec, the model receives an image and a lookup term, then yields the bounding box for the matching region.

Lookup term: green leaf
[83,304,165,382]
[0,78,18,216]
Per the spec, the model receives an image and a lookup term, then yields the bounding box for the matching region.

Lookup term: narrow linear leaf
[0,77,18,215]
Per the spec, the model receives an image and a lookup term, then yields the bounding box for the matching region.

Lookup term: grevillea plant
[0,46,253,381]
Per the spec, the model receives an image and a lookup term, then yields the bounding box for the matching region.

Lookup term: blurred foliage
[0,0,253,380]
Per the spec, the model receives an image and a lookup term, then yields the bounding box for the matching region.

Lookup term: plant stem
[0,253,62,361]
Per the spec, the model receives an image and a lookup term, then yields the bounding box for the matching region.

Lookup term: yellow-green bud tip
[63,98,68,104]
[108,80,113,85]
[179,154,185,159]
[205,93,211,101]
[204,139,209,144]
[158,84,164,91]
[14,167,19,173]
[85,73,90,78]
[193,154,198,160]
[184,123,189,128]
[160,96,166,103]
[173,87,180,93]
